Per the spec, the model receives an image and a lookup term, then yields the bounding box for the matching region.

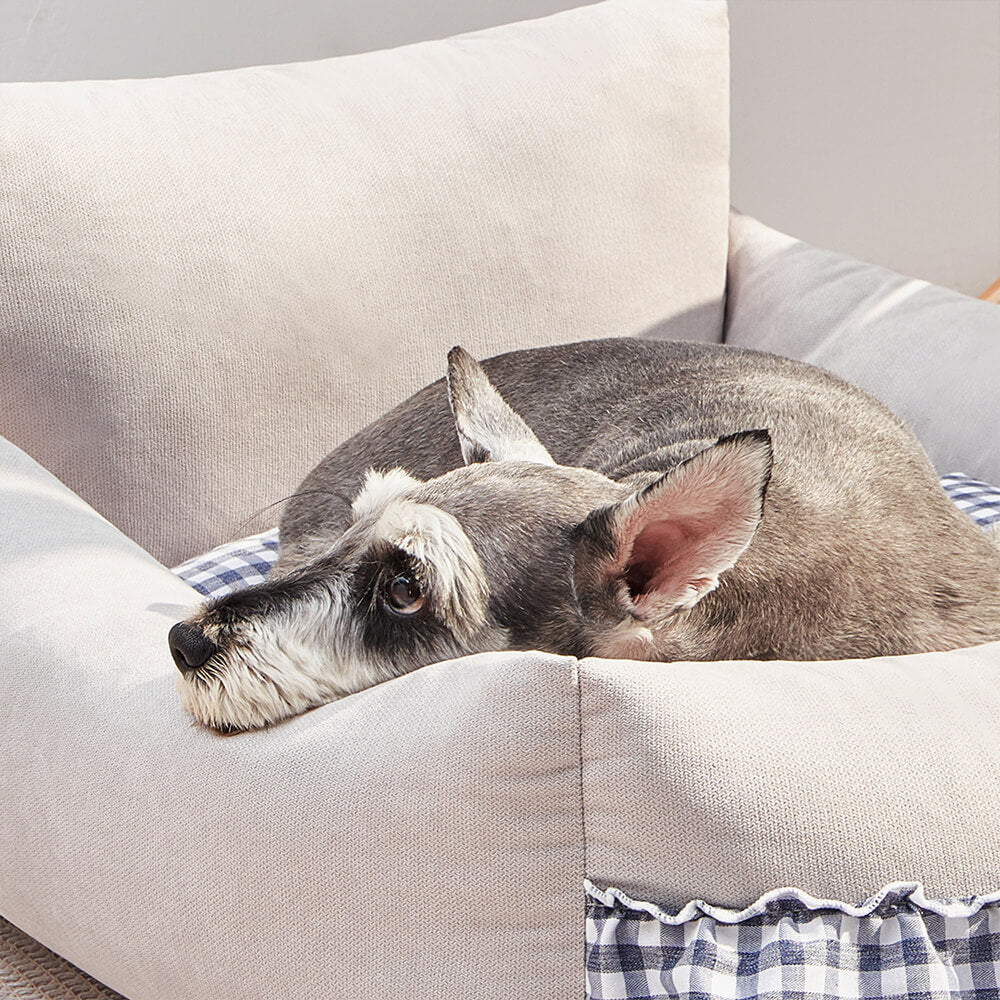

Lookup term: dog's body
[171,338,1000,731]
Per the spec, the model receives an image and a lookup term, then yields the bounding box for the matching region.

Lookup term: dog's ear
[574,431,773,620]
[446,346,555,465]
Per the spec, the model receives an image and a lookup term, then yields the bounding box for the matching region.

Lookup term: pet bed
[2,1,999,996]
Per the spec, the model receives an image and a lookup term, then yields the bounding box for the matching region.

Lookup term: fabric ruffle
[585,879,1000,924]
[586,882,1000,1000]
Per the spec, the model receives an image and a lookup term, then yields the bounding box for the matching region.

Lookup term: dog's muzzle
[168,621,218,675]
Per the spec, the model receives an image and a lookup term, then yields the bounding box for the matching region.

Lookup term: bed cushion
[0,0,730,566]
[724,212,1000,484]
[579,648,1000,910]
[0,435,581,999]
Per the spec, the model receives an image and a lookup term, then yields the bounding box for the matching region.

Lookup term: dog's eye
[385,574,425,615]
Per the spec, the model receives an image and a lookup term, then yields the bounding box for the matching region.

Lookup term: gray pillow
[725,211,1000,483]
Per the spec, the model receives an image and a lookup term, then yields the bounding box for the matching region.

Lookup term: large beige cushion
[0,438,581,999]
[0,0,730,566]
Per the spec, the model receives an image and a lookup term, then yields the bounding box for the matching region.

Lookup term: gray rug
[0,917,125,1000]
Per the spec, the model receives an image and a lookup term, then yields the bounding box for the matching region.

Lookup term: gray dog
[170,338,1000,732]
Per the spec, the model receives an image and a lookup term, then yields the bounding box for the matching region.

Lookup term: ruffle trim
[584,880,1000,925]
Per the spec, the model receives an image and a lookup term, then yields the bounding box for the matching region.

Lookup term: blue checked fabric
[940,474,1000,527]
[172,475,1000,597]
[585,880,1000,1000]
[172,528,280,597]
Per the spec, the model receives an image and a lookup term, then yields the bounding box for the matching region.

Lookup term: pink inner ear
[624,516,722,614]
[623,521,689,600]
[611,432,772,615]
[619,493,762,614]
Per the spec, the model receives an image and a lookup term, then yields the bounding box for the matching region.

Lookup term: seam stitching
[574,656,587,882]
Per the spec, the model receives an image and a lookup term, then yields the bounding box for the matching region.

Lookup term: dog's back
[282,338,1000,658]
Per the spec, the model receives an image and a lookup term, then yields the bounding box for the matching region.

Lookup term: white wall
[729,0,1000,297]
[0,0,587,80]
[2,0,997,295]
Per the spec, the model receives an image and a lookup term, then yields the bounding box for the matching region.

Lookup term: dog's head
[171,347,771,731]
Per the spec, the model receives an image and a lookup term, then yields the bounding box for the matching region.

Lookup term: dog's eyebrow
[370,499,489,640]
[352,468,422,521]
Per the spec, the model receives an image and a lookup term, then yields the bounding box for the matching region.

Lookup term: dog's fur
[172,338,1000,732]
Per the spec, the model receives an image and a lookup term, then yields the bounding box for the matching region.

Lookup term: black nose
[168,622,218,675]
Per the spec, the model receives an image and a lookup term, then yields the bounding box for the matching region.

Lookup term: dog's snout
[168,621,218,675]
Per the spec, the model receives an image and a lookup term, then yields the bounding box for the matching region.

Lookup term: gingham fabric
[940,474,1000,527]
[172,475,1000,598]
[585,880,1000,1000]
[172,528,280,597]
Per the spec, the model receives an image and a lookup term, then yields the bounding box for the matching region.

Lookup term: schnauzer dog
[169,338,1000,731]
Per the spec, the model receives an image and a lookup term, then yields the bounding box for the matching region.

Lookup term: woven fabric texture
[941,474,1000,526]
[0,0,730,566]
[172,528,279,597]
[0,435,581,999]
[585,881,1000,1000]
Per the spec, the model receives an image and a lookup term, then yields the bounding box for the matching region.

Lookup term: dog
[169,338,1000,732]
